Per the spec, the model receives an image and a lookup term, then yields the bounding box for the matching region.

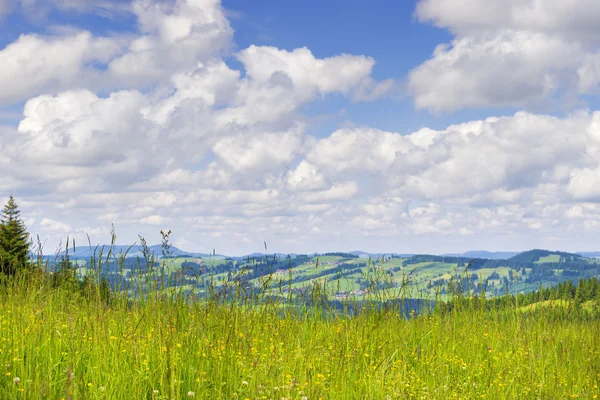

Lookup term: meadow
[0,265,599,400]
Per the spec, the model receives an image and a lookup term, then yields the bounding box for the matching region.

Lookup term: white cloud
[568,167,600,200]
[352,78,396,102]
[39,217,72,233]
[578,53,600,94]
[212,126,305,172]
[411,0,600,111]
[142,193,177,207]
[14,98,600,253]
[408,31,582,112]
[0,32,123,105]
[139,215,170,225]
[298,181,359,203]
[98,212,119,222]
[0,0,232,105]
[306,127,413,174]
[415,0,600,41]
[287,161,328,191]
[10,89,162,193]
[108,0,233,86]
[566,205,584,219]
[237,46,376,97]
[5,0,600,254]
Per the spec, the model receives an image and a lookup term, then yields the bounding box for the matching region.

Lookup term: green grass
[1,271,599,399]
[535,255,561,263]
[519,299,571,312]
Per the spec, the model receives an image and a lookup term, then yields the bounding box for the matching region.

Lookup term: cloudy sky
[2,0,600,255]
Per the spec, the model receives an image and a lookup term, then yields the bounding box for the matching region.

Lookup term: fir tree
[0,195,30,275]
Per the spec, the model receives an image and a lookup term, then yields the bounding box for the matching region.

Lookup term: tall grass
[0,239,599,399]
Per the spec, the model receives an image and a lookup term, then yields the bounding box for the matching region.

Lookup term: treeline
[439,277,600,314]
[319,252,359,259]
[515,278,600,306]
[402,254,600,280]
[508,249,582,263]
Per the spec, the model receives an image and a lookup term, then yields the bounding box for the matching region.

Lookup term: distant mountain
[51,244,223,260]
[441,251,520,260]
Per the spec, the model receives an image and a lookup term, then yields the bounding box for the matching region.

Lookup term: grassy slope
[535,254,561,263]
[1,276,599,399]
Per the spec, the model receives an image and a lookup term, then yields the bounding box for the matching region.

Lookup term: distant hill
[228,253,312,260]
[51,245,224,260]
[46,246,600,265]
[38,246,600,300]
[508,249,582,263]
[577,252,600,259]
[349,251,416,258]
[441,251,520,260]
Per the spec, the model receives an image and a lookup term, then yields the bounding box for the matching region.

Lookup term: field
[0,271,599,399]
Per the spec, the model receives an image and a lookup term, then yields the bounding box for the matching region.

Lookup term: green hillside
[65,249,598,301]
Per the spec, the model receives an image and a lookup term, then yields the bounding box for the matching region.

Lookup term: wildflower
[187,391,195,397]
[301,397,308,400]
[153,389,159,395]
[13,377,20,385]
[242,381,248,386]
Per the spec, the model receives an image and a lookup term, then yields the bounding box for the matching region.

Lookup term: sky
[2,0,600,255]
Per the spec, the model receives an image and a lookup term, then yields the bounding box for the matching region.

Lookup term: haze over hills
[47,245,225,260]
[48,245,600,261]
[440,251,521,260]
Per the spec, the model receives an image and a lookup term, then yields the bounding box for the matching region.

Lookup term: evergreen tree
[0,195,30,275]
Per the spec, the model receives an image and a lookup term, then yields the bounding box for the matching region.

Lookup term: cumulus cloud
[568,168,600,200]
[237,46,375,96]
[415,0,600,41]
[305,127,413,174]
[287,161,328,191]
[0,31,123,105]
[5,0,600,254]
[0,0,232,105]
[408,31,582,112]
[212,126,305,172]
[410,0,600,112]
[13,92,600,253]
[9,89,164,194]
[2,30,389,246]
[39,217,72,233]
[139,215,170,225]
[108,0,233,86]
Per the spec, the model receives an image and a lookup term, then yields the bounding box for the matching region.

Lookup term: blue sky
[2,0,600,255]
